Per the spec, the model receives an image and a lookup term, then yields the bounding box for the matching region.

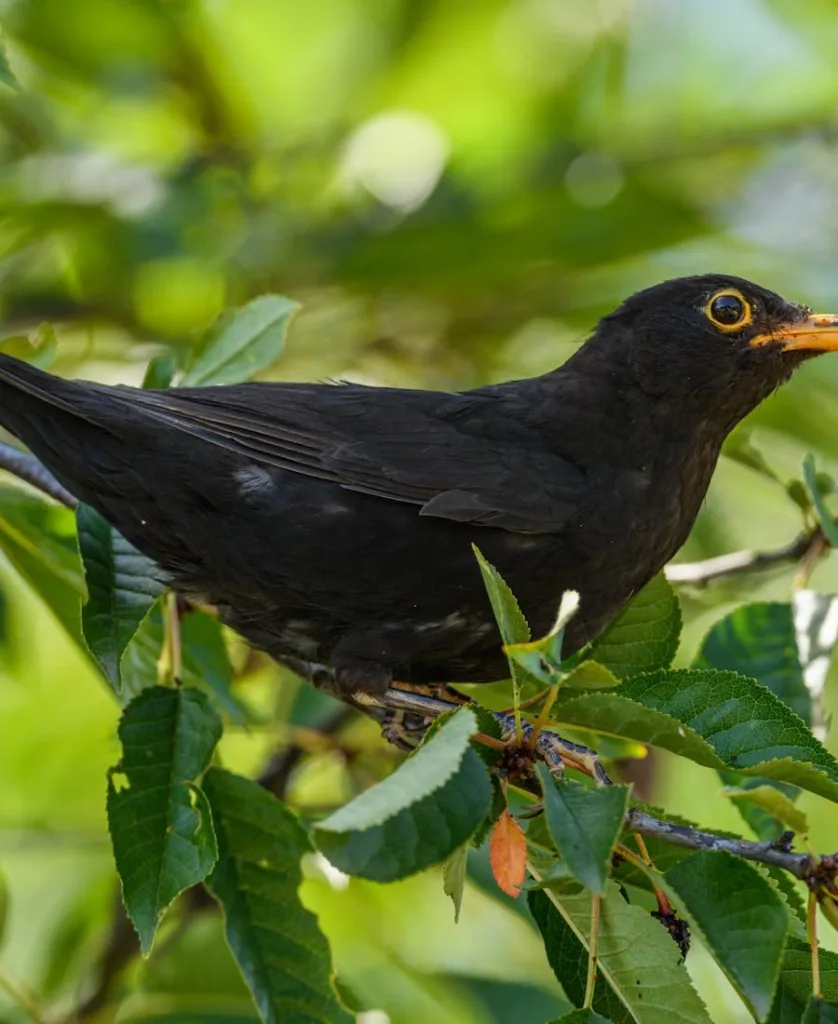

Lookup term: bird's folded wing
[106,382,587,533]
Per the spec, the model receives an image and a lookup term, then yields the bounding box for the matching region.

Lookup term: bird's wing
[105,381,587,534]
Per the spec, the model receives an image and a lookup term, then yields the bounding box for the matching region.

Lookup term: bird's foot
[357,686,611,786]
[493,713,611,786]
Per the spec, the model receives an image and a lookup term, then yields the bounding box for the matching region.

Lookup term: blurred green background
[2,1,838,1021]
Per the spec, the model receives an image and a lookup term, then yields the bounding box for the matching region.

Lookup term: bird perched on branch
[0,274,835,697]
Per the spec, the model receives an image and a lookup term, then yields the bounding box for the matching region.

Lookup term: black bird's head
[581,273,838,433]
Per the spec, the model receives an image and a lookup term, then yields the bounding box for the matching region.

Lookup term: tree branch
[664,529,819,586]
[365,685,837,890]
[0,441,77,508]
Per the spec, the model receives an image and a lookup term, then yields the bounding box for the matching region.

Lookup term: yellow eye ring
[705,289,753,332]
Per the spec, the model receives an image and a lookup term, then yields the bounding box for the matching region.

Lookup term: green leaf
[107,686,222,954]
[555,669,838,803]
[529,882,712,1024]
[442,843,468,923]
[803,998,838,1023]
[666,851,788,1021]
[528,888,632,1024]
[697,603,810,724]
[0,323,57,368]
[120,602,165,699]
[723,785,808,836]
[769,940,838,1023]
[472,546,530,646]
[697,602,810,837]
[313,707,492,881]
[504,591,580,685]
[181,609,250,723]
[723,432,783,485]
[181,294,299,386]
[537,766,629,894]
[0,38,19,89]
[204,767,352,1024]
[472,542,532,692]
[549,1012,613,1024]
[804,454,838,547]
[0,867,8,951]
[587,575,681,679]
[0,485,85,646]
[142,352,178,389]
[562,661,621,691]
[77,504,164,692]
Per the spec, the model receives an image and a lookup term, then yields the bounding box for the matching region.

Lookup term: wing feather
[100,381,587,532]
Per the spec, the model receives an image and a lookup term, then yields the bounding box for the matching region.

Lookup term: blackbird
[0,273,836,697]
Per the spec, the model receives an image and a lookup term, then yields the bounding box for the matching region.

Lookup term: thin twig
[809,891,822,999]
[584,893,601,1009]
[665,530,817,586]
[626,809,816,878]
[362,686,838,884]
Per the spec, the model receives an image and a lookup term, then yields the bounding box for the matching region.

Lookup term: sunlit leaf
[0,485,85,646]
[442,843,468,922]
[529,883,712,1024]
[182,295,299,386]
[561,660,621,691]
[504,591,580,685]
[473,545,532,701]
[555,669,838,803]
[723,785,808,836]
[180,608,250,723]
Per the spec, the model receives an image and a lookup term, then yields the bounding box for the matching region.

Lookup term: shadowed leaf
[107,686,222,954]
[313,707,491,881]
[205,768,352,1024]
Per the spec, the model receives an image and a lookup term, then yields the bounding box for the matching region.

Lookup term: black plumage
[0,273,835,695]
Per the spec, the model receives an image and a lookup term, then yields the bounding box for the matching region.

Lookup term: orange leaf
[489,808,527,898]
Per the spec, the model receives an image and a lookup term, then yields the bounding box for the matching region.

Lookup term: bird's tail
[0,353,133,507]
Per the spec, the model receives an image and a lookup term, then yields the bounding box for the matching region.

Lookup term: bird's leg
[358,686,611,786]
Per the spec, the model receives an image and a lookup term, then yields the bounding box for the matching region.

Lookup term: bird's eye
[705,289,753,332]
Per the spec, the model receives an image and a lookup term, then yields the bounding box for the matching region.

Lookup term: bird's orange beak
[752,315,838,353]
